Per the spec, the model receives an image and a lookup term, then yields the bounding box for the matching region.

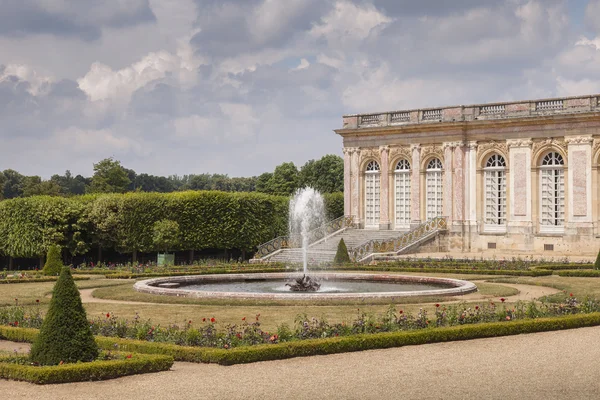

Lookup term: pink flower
[506,316,511,321]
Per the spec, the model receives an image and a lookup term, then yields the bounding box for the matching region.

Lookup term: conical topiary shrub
[595,249,600,270]
[30,267,98,365]
[333,238,351,265]
[42,245,64,276]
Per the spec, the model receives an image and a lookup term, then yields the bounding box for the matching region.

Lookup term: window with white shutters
[426,158,443,220]
[539,152,564,232]
[394,159,411,229]
[365,161,380,227]
[484,154,506,231]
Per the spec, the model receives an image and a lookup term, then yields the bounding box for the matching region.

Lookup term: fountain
[133,187,478,300]
[287,188,325,291]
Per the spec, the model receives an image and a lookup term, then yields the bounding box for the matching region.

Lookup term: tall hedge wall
[0,191,343,258]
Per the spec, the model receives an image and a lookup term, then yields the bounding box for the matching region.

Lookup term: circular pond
[134,273,477,301]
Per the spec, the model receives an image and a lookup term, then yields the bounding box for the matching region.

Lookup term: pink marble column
[343,148,351,216]
[411,144,421,225]
[379,145,390,229]
[443,143,454,223]
[453,144,465,223]
[351,148,360,222]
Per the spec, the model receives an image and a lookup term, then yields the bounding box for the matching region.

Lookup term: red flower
[202,318,206,322]
[36,299,40,303]
[106,313,110,318]
[126,354,132,359]
[475,306,479,310]
[500,298,505,303]
[14,321,18,326]
[236,333,242,339]
[399,310,403,314]
[570,293,573,297]
[210,317,215,323]
[242,317,246,321]
[188,320,192,324]
[435,304,440,308]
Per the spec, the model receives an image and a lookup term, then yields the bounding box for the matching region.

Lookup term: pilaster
[410,144,421,227]
[507,139,532,228]
[566,136,593,226]
[343,147,352,216]
[379,145,390,230]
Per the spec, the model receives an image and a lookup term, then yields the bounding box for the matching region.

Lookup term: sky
[1,0,600,178]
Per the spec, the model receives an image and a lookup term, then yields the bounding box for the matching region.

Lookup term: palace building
[334,94,600,256]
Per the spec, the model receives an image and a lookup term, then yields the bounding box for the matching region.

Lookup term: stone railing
[349,217,447,262]
[341,94,600,129]
[253,215,355,259]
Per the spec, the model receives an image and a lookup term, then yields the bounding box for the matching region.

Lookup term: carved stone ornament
[389,146,412,161]
[379,145,390,154]
[565,136,593,145]
[359,147,380,164]
[506,139,533,148]
[420,144,444,162]
[532,137,567,156]
[593,139,600,159]
[477,140,508,159]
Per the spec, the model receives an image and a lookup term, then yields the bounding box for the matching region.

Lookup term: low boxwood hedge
[556,270,600,277]
[0,352,173,384]
[533,264,595,271]
[0,277,90,285]
[105,267,288,279]
[3,313,600,366]
[322,266,553,277]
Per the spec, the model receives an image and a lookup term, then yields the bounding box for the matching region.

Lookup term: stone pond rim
[133,273,478,301]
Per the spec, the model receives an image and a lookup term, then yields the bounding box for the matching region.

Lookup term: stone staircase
[254,217,448,265]
[266,230,407,265]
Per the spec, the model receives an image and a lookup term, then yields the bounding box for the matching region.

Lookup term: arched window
[364,161,380,227]
[484,154,507,230]
[394,160,411,229]
[426,158,443,219]
[540,152,565,231]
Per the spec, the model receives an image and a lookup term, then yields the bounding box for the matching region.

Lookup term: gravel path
[3,326,600,399]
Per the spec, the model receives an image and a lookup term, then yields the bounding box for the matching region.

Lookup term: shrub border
[0,352,173,384]
[3,313,600,366]
[556,270,600,277]
[0,277,90,285]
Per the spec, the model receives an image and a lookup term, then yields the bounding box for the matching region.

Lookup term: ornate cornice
[565,135,593,145]
[506,139,532,148]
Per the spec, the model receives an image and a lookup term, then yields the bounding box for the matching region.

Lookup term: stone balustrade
[341,94,600,129]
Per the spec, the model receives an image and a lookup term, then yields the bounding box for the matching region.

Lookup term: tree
[2,169,24,199]
[152,219,180,253]
[299,154,344,193]
[51,170,87,195]
[333,238,351,265]
[255,172,273,193]
[30,267,98,365]
[595,249,600,270]
[88,158,131,193]
[257,163,299,196]
[21,176,62,197]
[42,245,64,276]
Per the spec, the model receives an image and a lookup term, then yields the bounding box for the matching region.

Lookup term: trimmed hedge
[0,352,173,384]
[556,270,600,277]
[4,313,600,366]
[104,267,289,279]
[0,277,90,284]
[532,264,595,271]
[322,266,553,277]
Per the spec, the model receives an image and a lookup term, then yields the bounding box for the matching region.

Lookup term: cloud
[0,0,156,41]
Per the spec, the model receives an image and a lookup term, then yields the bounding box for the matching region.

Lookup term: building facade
[334,94,600,256]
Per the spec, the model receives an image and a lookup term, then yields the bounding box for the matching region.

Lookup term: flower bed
[0,351,173,384]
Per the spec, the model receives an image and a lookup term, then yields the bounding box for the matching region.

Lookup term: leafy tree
[2,169,24,199]
[299,154,344,193]
[30,267,98,365]
[21,176,62,197]
[42,244,64,276]
[134,173,175,193]
[153,219,180,253]
[255,172,273,193]
[88,158,131,193]
[50,170,87,195]
[333,238,351,265]
[256,163,299,196]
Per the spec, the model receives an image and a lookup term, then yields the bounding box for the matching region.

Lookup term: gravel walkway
[3,326,600,399]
